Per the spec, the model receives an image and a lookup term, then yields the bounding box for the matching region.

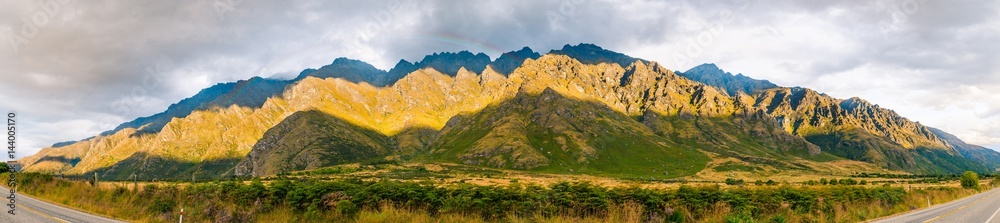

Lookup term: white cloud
[2,0,1000,160]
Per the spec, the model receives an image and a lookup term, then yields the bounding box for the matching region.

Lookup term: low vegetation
[2,172,990,223]
[961,171,980,189]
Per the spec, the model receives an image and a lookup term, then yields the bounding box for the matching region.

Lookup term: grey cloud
[3,0,1000,158]
[370,0,682,64]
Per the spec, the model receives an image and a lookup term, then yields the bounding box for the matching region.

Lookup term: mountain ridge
[677,63,779,96]
[19,43,999,180]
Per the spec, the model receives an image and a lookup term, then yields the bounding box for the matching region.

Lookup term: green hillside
[426,89,710,179]
[234,110,395,176]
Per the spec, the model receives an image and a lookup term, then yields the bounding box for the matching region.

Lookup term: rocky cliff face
[748,87,978,173]
[752,87,944,149]
[230,54,840,176]
[20,43,997,179]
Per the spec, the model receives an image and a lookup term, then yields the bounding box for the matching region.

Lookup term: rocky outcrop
[21,43,997,178]
[754,87,947,150]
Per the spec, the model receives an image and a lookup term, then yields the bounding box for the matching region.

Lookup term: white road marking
[925,215,943,223]
[985,204,1000,223]
[54,216,69,223]
[923,192,993,223]
[21,204,69,223]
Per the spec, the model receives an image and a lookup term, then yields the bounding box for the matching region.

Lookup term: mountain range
[19,43,1000,180]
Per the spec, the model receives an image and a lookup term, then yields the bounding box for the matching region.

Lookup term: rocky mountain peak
[295,57,386,84]
[19,43,1000,178]
[679,63,778,96]
[549,43,643,68]
[413,50,492,76]
[839,97,870,111]
[491,46,541,75]
[688,63,723,73]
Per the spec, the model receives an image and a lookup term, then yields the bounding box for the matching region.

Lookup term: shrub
[725,213,754,223]
[142,184,159,196]
[765,180,778,186]
[841,178,858,185]
[268,178,294,203]
[336,200,358,215]
[311,166,356,175]
[9,172,951,223]
[961,171,980,189]
[725,178,745,186]
[820,178,828,185]
[770,215,788,223]
[112,186,129,196]
[148,197,176,213]
[234,179,267,204]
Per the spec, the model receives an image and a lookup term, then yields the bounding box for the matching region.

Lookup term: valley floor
[4,166,998,222]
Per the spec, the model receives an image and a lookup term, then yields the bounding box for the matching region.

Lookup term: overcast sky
[2,0,999,160]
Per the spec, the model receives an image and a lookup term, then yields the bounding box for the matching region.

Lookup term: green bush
[233,179,267,204]
[725,213,754,223]
[770,215,787,223]
[11,172,926,222]
[961,171,980,189]
[148,197,176,213]
[726,178,745,186]
[336,200,357,215]
[268,178,294,203]
[141,184,158,196]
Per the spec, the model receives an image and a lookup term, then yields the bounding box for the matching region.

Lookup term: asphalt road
[0,186,126,223]
[872,187,1000,223]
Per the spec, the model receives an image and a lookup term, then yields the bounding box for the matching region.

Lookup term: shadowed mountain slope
[678,63,779,96]
[930,127,1000,171]
[102,77,289,136]
[20,43,999,180]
